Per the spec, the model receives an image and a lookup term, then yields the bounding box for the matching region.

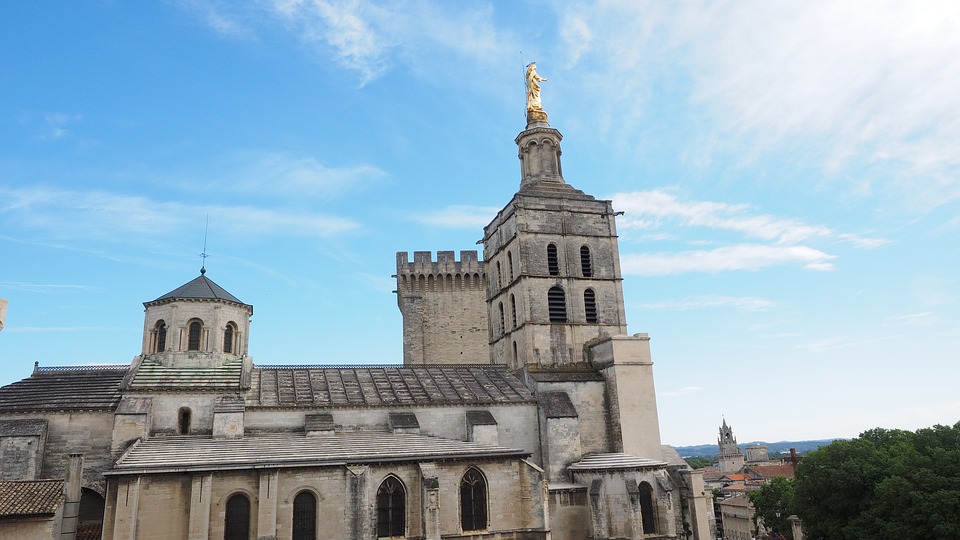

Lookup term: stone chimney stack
[60,453,84,540]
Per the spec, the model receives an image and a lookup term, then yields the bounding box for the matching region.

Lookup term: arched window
[547,244,560,276]
[548,287,567,323]
[509,294,517,328]
[223,322,236,354]
[293,491,317,540]
[224,494,250,540]
[507,251,514,281]
[512,341,518,366]
[460,468,487,531]
[640,482,657,534]
[498,302,505,335]
[584,289,598,323]
[377,476,405,538]
[178,408,191,435]
[580,245,593,277]
[155,320,167,353]
[496,261,502,289]
[187,320,202,351]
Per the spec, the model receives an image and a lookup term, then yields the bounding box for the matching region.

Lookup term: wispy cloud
[0,186,359,242]
[622,244,835,275]
[7,326,106,333]
[662,386,703,397]
[410,204,499,229]
[0,282,100,293]
[637,295,775,312]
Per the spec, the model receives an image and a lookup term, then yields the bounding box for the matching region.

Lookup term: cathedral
[0,93,714,539]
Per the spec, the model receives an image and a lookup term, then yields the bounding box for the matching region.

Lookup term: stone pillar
[59,454,83,540]
[788,515,804,540]
[111,476,141,539]
[346,466,369,539]
[188,474,213,540]
[419,463,441,540]
[679,469,713,540]
[257,470,279,540]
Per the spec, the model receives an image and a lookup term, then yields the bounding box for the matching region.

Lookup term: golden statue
[525,62,548,113]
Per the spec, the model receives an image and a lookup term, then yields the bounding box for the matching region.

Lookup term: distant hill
[673,439,842,459]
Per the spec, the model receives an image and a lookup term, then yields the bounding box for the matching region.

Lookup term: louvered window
[547,244,560,276]
[377,476,405,537]
[548,286,567,323]
[510,294,517,328]
[507,251,514,281]
[187,320,202,351]
[293,491,317,540]
[584,289,598,323]
[496,261,502,289]
[580,246,593,277]
[498,302,505,335]
[224,494,250,540]
[460,468,488,531]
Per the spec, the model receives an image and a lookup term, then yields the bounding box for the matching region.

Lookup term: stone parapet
[396,250,483,275]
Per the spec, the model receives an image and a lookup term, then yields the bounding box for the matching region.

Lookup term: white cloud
[662,386,703,398]
[637,295,775,312]
[622,244,836,276]
[0,282,99,293]
[0,187,358,242]
[411,204,499,229]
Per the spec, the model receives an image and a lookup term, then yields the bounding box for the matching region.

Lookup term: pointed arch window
[460,468,487,532]
[293,491,317,540]
[548,286,567,323]
[496,261,503,289]
[547,244,560,276]
[640,482,657,534]
[223,322,237,354]
[224,494,250,540]
[155,320,167,353]
[509,294,517,328]
[187,320,202,351]
[507,251,515,281]
[580,245,593,277]
[377,476,405,538]
[584,289,598,323]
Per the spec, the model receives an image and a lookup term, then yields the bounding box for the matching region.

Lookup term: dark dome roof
[146,274,249,308]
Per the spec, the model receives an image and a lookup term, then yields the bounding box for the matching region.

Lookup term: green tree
[749,476,796,539]
[684,455,716,469]
[795,422,960,540]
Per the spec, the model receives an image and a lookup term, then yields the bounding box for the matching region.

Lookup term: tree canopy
[794,422,960,540]
[749,476,796,539]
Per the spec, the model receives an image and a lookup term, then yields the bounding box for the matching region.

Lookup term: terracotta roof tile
[0,480,64,517]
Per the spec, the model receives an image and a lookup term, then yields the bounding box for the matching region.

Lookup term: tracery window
[293,491,317,540]
[547,244,560,276]
[187,320,202,351]
[224,494,250,540]
[584,289,598,323]
[548,286,567,323]
[580,245,593,277]
[460,468,487,532]
[377,476,405,538]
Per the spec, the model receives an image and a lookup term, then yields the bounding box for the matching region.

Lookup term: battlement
[396,250,484,275]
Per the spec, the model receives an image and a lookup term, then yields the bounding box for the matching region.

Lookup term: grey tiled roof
[539,391,578,419]
[129,358,244,390]
[0,366,127,413]
[528,370,605,383]
[568,453,667,471]
[108,432,528,474]
[251,366,534,407]
[146,273,248,307]
[0,480,64,517]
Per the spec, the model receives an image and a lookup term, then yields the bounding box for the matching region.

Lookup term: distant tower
[718,419,746,472]
[0,298,7,333]
[395,251,489,365]
[483,104,627,368]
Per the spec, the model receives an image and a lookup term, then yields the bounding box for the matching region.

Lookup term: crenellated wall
[396,251,490,366]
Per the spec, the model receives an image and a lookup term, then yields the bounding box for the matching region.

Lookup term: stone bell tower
[483,87,628,369]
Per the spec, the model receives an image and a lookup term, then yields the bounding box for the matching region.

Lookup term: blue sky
[1,1,957,447]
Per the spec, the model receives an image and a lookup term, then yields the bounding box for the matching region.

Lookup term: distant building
[0,297,7,333]
[718,419,746,473]
[745,443,769,463]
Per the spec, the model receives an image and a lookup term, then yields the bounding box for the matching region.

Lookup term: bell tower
[483,96,628,369]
